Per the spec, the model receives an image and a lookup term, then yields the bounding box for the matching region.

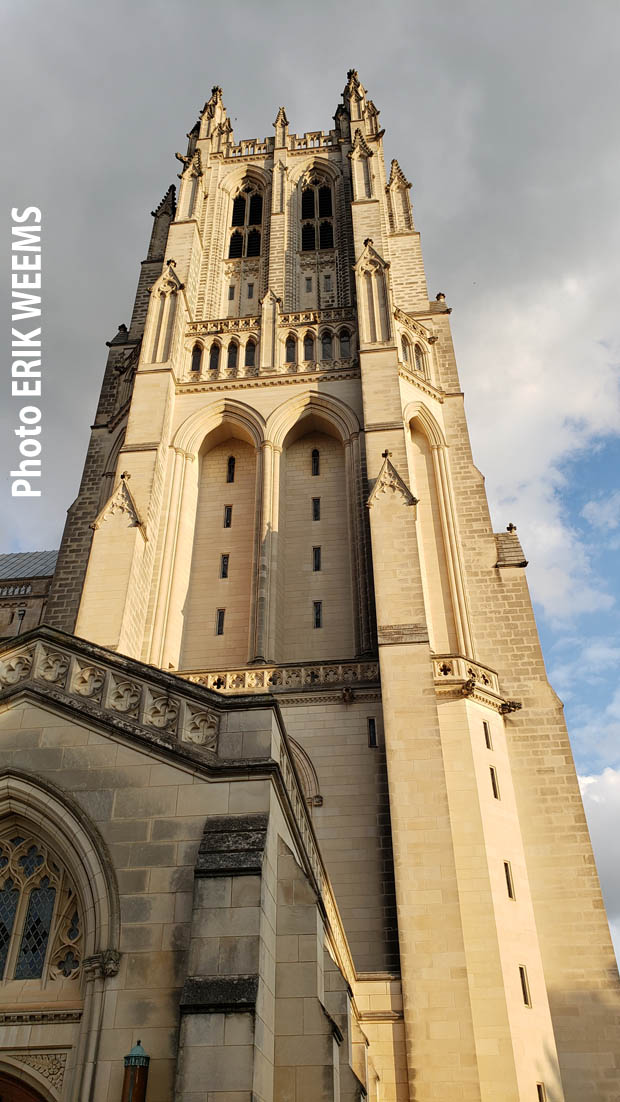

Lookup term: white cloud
[454,269,620,624]
[582,491,620,531]
[579,769,620,961]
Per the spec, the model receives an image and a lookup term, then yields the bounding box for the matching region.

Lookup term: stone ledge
[196,813,268,877]
[180,974,258,1014]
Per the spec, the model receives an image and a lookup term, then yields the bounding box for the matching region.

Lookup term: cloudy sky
[2,0,620,951]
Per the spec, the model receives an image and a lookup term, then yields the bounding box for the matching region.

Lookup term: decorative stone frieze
[0,629,219,755]
[10,1051,67,1092]
[182,659,380,695]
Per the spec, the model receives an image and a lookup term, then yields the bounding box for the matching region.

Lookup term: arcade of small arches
[400,335,429,377]
[187,325,356,379]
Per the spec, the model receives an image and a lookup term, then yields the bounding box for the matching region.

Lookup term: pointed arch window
[303,333,315,361]
[285,335,297,364]
[227,456,236,483]
[402,336,411,363]
[339,329,351,359]
[311,448,320,476]
[227,341,239,371]
[209,343,221,372]
[191,344,203,373]
[301,176,335,252]
[414,344,425,374]
[321,331,333,361]
[228,182,263,258]
[245,339,256,368]
[0,830,83,983]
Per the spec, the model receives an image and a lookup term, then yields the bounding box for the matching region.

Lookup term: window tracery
[228,183,263,258]
[301,177,335,252]
[0,830,83,984]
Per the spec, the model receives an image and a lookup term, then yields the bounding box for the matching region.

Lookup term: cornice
[398,365,445,404]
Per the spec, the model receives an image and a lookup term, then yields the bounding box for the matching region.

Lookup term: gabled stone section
[367,454,418,509]
[151,184,176,221]
[353,237,389,276]
[149,257,184,297]
[495,527,528,567]
[387,158,411,190]
[91,475,146,539]
[348,128,374,160]
[273,106,289,129]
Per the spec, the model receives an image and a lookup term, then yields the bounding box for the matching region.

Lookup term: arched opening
[401,336,410,363]
[414,344,426,375]
[209,343,221,372]
[320,332,333,361]
[408,421,457,653]
[227,342,239,371]
[275,416,355,663]
[191,344,203,373]
[244,339,256,368]
[339,329,351,359]
[180,425,257,669]
[0,1070,51,1101]
[303,333,315,362]
[285,335,297,364]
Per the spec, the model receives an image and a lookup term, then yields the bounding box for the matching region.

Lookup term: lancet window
[0,829,83,984]
[228,183,263,258]
[301,177,335,252]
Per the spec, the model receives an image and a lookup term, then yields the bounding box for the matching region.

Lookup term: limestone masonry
[0,71,618,1101]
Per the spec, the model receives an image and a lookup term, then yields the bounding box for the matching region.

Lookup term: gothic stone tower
[1,72,619,1102]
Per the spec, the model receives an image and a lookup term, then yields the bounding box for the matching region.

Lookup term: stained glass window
[0,879,19,977]
[0,829,82,983]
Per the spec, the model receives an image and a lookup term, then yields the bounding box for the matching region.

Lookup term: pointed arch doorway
[0,1073,49,1101]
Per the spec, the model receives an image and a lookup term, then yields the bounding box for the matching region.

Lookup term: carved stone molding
[367,456,418,509]
[182,659,379,696]
[83,948,121,979]
[432,654,514,713]
[10,1051,67,1092]
[0,1009,82,1025]
[0,633,220,756]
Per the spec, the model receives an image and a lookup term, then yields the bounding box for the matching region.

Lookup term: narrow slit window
[312,497,320,521]
[402,337,410,363]
[313,547,321,572]
[415,344,425,374]
[367,717,377,748]
[220,554,229,579]
[536,1086,547,1102]
[231,195,246,227]
[228,284,235,301]
[311,449,320,476]
[247,282,254,299]
[227,456,235,483]
[246,229,261,257]
[483,720,493,749]
[321,332,333,361]
[319,221,334,249]
[504,861,515,899]
[339,330,351,359]
[313,601,322,629]
[490,766,500,800]
[324,274,332,292]
[223,505,232,528]
[301,188,315,220]
[191,344,202,373]
[216,609,225,636]
[227,343,238,370]
[248,192,263,225]
[228,231,243,259]
[519,965,531,1007]
[209,344,220,372]
[302,223,316,251]
[304,334,315,361]
[245,340,256,368]
[305,277,312,293]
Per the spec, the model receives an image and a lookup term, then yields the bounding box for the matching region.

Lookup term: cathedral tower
[1,72,619,1101]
